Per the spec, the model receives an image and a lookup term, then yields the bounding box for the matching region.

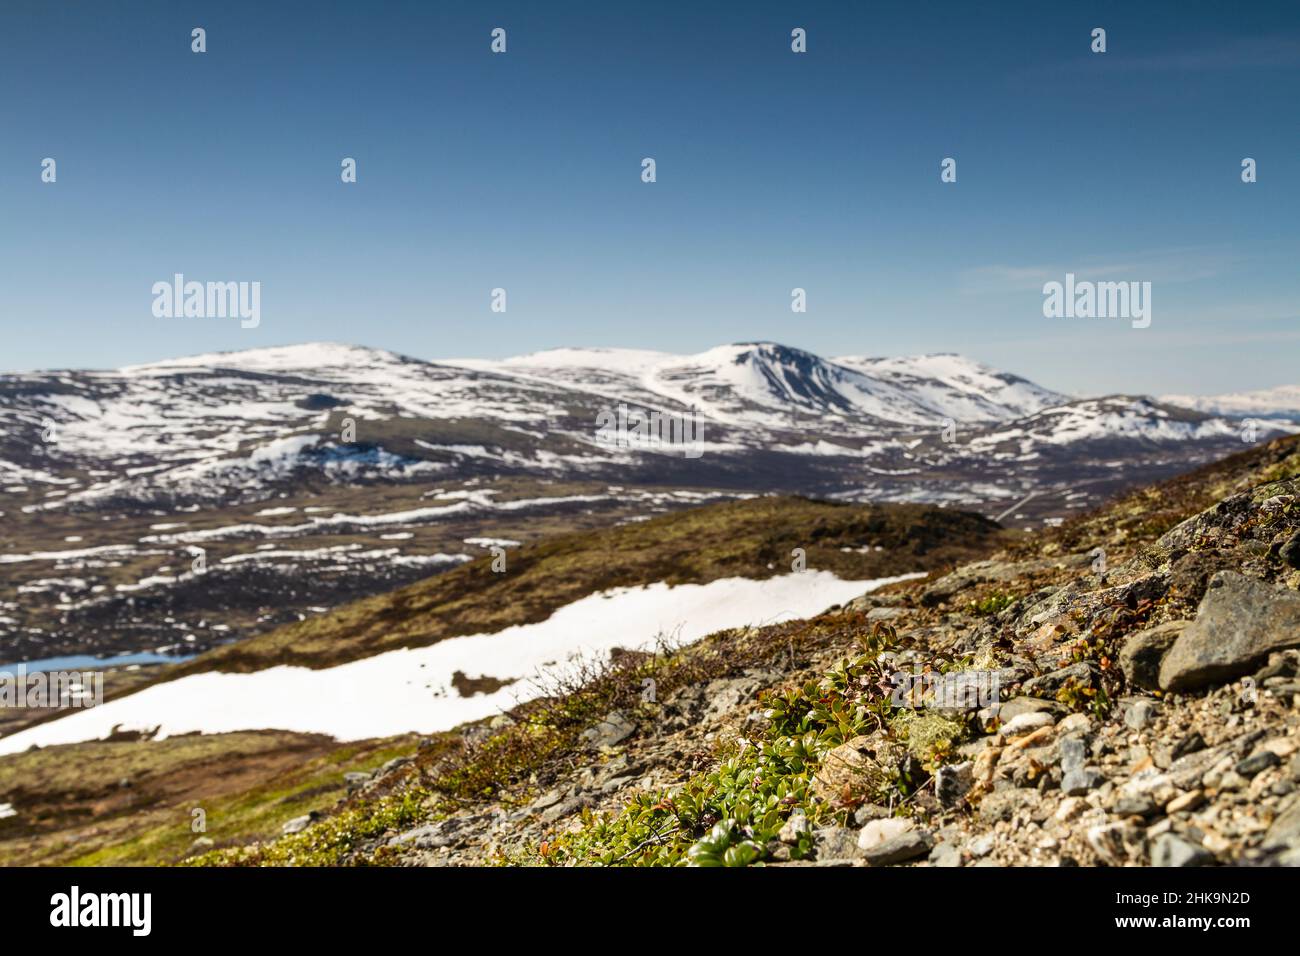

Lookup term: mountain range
[0,340,1294,665]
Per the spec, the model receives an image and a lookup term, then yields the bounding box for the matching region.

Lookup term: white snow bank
[0,571,920,751]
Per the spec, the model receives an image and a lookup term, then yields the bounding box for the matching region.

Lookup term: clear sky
[1,0,1297,396]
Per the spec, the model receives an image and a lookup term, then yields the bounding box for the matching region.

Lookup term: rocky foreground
[198,434,1300,867]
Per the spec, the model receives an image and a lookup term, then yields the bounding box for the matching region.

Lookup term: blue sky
[1,0,1297,396]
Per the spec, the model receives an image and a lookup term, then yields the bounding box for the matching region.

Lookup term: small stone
[1165,789,1205,814]
[966,834,996,858]
[581,710,637,749]
[1113,794,1156,817]
[812,826,861,861]
[1000,712,1056,737]
[935,761,974,808]
[1056,713,1093,736]
[1122,699,1161,731]
[1087,821,1139,865]
[861,830,933,866]
[1216,771,1248,792]
[1058,736,1088,774]
[928,842,962,867]
[1151,832,1213,867]
[1054,797,1087,822]
[1062,767,1106,796]
[281,814,314,835]
[1235,751,1281,778]
[857,817,913,850]
[778,812,811,845]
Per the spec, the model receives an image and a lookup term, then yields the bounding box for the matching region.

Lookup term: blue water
[0,651,194,674]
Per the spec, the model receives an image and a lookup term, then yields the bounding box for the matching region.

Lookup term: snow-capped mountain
[1,340,1291,666]
[1160,384,1300,421]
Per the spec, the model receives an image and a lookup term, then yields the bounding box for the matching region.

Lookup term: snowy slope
[1161,384,1300,421]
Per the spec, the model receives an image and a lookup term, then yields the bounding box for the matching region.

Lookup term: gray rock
[376,756,411,777]
[1114,794,1157,818]
[1062,767,1106,796]
[966,834,995,858]
[861,829,933,866]
[978,789,1033,823]
[281,814,315,835]
[1119,622,1184,689]
[581,710,637,749]
[935,760,974,808]
[1058,736,1088,774]
[1122,698,1162,731]
[1023,662,1097,698]
[928,842,963,867]
[1159,572,1300,692]
[1235,751,1280,777]
[1151,833,1213,867]
[344,771,371,790]
[986,696,1062,723]
[813,826,862,860]
[778,812,811,845]
[539,794,592,825]
[1264,794,1300,849]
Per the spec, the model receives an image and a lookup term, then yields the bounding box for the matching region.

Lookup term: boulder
[1159,572,1300,692]
[1119,621,1184,689]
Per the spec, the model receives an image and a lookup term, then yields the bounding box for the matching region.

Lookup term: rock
[527,788,565,813]
[1263,794,1300,849]
[778,812,811,845]
[852,804,889,825]
[1159,572,1300,692]
[1087,821,1140,865]
[581,710,637,749]
[928,842,962,867]
[978,788,1033,824]
[281,813,316,835]
[1000,712,1056,736]
[857,817,913,850]
[935,761,974,808]
[376,756,410,777]
[1165,789,1205,814]
[1235,751,1281,777]
[1058,736,1088,774]
[1122,698,1162,731]
[1151,833,1213,867]
[600,774,636,794]
[811,735,891,805]
[1054,796,1087,822]
[1279,530,1300,570]
[861,830,933,866]
[1023,662,1097,697]
[1057,713,1093,736]
[966,834,995,858]
[985,696,1062,724]
[389,813,496,850]
[1062,767,1106,796]
[812,826,862,861]
[1113,794,1156,817]
[189,836,215,852]
[1119,622,1185,689]
[344,771,371,790]
[539,793,592,825]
